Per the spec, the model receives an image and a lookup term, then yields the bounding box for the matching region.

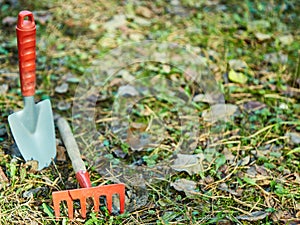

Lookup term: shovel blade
[8,99,56,170]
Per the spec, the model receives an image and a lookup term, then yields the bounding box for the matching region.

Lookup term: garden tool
[8,11,56,170]
[53,117,125,219]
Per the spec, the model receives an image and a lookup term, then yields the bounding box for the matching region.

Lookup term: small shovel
[8,11,56,170]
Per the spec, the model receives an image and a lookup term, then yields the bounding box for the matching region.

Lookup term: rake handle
[16,11,36,97]
[56,117,92,188]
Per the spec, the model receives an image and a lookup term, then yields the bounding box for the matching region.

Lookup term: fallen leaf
[129,32,145,41]
[271,210,293,221]
[221,148,235,163]
[218,183,242,196]
[171,178,197,195]
[99,36,117,48]
[171,154,204,175]
[285,132,300,145]
[117,85,139,97]
[2,16,17,26]
[239,155,250,166]
[24,160,39,171]
[0,125,6,136]
[162,64,171,73]
[0,84,8,95]
[134,16,151,26]
[202,104,238,123]
[109,78,123,87]
[23,187,48,198]
[237,211,269,221]
[246,166,257,177]
[103,14,127,31]
[56,145,66,162]
[57,101,71,111]
[193,93,219,104]
[255,165,268,176]
[55,83,69,93]
[127,130,151,151]
[264,52,288,64]
[65,74,80,83]
[278,34,294,45]
[0,167,8,183]
[33,11,52,25]
[129,122,147,131]
[228,69,248,84]
[204,175,214,184]
[243,101,266,112]
[112,149,127,159]
[135,6,153,18]
[255,32,272,41]
[228,59,248,71]
[247,20,271,32]
[119,70,135,82]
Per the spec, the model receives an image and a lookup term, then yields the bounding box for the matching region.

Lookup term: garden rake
[52,117,125,219]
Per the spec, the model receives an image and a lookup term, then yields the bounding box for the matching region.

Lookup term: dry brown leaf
[0,167,8,183]
[24,160,39,171]
[135,6,153,18]
[218,183,242,196]
[109,78,123,87]
[117,85,139,97]
[243,101,266,112]
[56,145,67,162]
[237,211,269,221]
[57,101,71,111]
[255,32,272,41]
[222,148,235,163]
[129,122,147,131]
[55,82,69,94]
[0,84,8,95]
[2,16,17,26]
[193,93,219,104]
[285,132,300,145]
[239,155,250,166]
[228,59,248,71]
[271,210,293,221]
[202,104,238,123]
[103,14,127,31]
[171,154,204,175]
[171,178,197,195]
[278,34,294,45]
[34,11,52,25]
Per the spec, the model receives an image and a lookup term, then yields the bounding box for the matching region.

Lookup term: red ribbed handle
[16,11,36,97]
[76,170,92,188]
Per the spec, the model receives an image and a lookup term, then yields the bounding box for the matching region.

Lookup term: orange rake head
[52,183,125,219]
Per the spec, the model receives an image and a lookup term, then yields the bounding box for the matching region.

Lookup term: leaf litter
[1,0,300,224]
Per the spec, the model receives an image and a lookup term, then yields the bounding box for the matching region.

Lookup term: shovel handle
[56,117,92,188]
[16,11,36,97]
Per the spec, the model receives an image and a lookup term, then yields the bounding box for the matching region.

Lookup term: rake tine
[67,197,74,220]
[106,195,113,214]
[52,193,61,219]
[119,190,125,214]
[52,191,74,220]
[93,196,100,213]
[79,197,87,218]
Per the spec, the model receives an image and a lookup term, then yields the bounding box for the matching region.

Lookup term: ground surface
[0,0,300,224]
